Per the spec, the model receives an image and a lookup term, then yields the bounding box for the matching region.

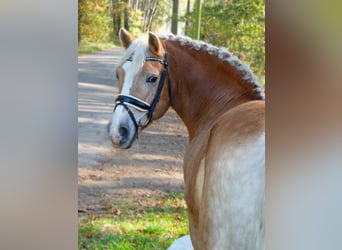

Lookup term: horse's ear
[119,28,135,49]
[148,32,163,57]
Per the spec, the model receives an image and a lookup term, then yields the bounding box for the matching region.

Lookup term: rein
[114,52,171,138]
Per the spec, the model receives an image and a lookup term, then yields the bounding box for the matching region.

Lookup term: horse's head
[108,28,171,149]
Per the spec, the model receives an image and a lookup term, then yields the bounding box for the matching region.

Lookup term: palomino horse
[108,28,265,250]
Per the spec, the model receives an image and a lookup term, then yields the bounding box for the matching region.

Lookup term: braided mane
[159,33,264,98]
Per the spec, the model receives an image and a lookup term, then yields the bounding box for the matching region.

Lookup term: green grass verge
[78,40,121,55]
[78,193,189,250]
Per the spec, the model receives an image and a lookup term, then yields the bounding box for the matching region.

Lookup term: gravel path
[78,48,188,215]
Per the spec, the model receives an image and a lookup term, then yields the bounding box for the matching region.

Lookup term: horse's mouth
[111,137,135,149]
[108,122,136,149]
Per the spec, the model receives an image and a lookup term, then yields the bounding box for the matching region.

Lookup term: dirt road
[78,48,188,215]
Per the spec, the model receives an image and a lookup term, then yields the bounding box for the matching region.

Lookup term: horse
[108,28,265,250]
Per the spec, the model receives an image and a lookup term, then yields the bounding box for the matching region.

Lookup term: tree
[78,0,112,43]
[185,0,191,36]
[142,0,159,32]
[193,0,201,39]
[183,0,265,82]
[78,0,264,84]
[171,0,179,34]
[110,0,166,37]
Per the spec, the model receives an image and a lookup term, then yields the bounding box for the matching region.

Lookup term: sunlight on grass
[78,41,119,55]
[78,193,189,250]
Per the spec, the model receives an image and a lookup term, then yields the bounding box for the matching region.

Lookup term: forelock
[119,37,148,76]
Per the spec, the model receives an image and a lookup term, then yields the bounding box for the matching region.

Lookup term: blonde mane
[121,33,264,98]
[160,33,264,97]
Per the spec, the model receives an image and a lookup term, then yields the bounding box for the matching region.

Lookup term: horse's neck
[166,40,257,140]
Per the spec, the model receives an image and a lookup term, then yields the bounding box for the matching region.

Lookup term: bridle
[114,52,171,138]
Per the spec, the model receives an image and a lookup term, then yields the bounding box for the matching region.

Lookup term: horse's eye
[146,75,158,83]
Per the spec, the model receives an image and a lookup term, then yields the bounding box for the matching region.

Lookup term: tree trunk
[193,0,201,39]
[124,2,129,31]
[112,0,121,38]
[185,0,191,36]
[171,0,179,34]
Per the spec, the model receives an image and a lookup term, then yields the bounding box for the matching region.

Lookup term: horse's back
[200,100,265,249]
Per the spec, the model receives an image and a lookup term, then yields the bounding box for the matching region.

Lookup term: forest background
[78,0,265,84]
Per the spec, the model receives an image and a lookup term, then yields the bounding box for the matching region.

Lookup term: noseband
[114,52,171,138]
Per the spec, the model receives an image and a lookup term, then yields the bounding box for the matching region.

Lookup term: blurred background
[78,0,265,85]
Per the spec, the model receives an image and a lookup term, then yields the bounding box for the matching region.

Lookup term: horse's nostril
[119,126,129,143]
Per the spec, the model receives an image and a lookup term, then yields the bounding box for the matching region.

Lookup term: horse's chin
[120,139,135,149]
[111,136,136,149]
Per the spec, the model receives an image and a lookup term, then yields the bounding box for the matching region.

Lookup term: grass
[78,192,189,250]
[78,40,121,55]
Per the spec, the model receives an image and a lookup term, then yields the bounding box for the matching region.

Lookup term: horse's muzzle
[108,121,135,149]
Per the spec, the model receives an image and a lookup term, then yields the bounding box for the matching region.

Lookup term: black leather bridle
[114,52,171,138]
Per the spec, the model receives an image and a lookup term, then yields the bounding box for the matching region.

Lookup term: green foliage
[78,42,117,55]
[78,193,189,249]
[184,0,265,84]
[78,0,264,83]
[111,0,169,39]
[125,5,144,37]
[79,0,112,43]
[150,0,170,32]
